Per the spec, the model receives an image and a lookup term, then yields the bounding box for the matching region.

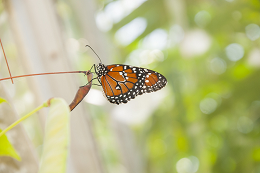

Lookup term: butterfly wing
[142,69,167,93]
[100,64,167,105]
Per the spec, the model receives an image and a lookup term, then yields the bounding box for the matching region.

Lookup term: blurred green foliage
[94,0,260,172]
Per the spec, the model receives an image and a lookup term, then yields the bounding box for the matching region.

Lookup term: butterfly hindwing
[142,69,167,93]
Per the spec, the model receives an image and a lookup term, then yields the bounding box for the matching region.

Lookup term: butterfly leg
[79,83,101,88]
[88,64,96,74]
[80,77,98,88]
[93,64,99,74]
[92,83,102,86]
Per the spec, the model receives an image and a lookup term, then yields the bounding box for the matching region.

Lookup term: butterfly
[87,46,167,105]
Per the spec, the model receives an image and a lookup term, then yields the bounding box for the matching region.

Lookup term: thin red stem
[0,71,88,81]
[0,38,14,84]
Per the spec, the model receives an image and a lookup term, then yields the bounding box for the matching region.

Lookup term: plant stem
[0,71,88,81]
[0,38,14,84]
[0,102,49,137]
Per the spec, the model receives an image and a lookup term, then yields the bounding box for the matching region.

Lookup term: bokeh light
[237,116,254,134]
[180,30,211,57]
[66,38,80,54]
[245,24,260,41]
[232,11,242,21]
[115,17,147,46]
[176,156,199,173]
[142,29,168,50]
[95,0,146,31]
[84,88,106,106]
[112,89,167,125]
[247,49,260,67]
[200,98,218,114]
[226,0,235,2]
[194,11,211,28]
[169,24,185,47]
[126,48,165,66]
[225,43,244,61]
[95,12,113,32]
[210,57,227,74]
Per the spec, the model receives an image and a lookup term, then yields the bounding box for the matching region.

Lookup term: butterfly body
[95,63,167,105]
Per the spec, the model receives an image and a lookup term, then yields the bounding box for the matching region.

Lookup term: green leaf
[38,98,70,173]
[0,97,8,104]
[0,129,21,161]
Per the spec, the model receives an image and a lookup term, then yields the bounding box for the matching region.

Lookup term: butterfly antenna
[85,45,102,63]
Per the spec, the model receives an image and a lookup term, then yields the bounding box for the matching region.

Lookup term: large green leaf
[38,98,70,173]
[0,129,21,161]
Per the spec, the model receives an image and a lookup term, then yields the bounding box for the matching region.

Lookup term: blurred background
[0,0,260,172]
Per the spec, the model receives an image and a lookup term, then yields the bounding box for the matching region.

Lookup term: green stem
[0,102,49,138]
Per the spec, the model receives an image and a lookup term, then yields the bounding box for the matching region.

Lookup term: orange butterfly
[87,46,167,105]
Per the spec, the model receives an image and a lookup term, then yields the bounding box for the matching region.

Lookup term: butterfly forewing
[96,64,167,105]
